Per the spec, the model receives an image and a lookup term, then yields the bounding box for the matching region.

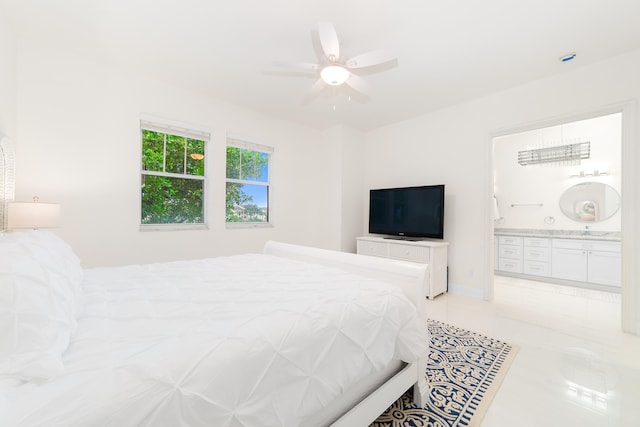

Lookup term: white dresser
[356,236,449,299]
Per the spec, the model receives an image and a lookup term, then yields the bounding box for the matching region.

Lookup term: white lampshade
[7,198,61,229]
[320,65,350,86]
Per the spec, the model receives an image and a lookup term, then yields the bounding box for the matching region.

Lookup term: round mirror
[559,182,620,222]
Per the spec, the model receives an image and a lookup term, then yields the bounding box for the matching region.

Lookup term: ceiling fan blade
[310,78,325,95]
[345,74,369,95]
[273,61,320,72]
[318,22,340,60]
[301,79,326,105]
[345,50,396,69]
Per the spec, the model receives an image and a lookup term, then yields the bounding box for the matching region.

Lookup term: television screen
[369,185,445,239]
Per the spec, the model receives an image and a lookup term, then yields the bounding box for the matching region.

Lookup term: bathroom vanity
[494,181,622,291]
[495,229,621,290]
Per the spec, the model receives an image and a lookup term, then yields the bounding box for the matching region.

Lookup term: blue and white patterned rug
[372,319,517,427]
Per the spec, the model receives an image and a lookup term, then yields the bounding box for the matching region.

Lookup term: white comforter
[1,254,426,427]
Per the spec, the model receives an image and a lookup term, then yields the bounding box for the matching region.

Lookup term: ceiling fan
[274,22,397,99]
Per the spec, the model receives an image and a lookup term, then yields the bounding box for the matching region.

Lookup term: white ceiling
[5,0,640,131]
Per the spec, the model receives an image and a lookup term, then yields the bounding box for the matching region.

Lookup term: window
[140,120,208,228]
[226,138,272,225]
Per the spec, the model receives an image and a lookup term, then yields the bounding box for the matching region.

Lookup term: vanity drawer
[499,245,522,260]
[524,247,549,262]
[524,237,550,248]
[498,258,522,273]
[498,236,523,246]
[524,261,549,276]
[552,238,620,253]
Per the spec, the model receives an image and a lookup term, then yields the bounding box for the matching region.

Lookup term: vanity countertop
[494,228,621,242]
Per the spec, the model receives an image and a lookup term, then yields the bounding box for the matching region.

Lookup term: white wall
[339,126,366,252]
[14,39,338,267]
[0,3,16,139]
[362,49,640,322]
[494,113,621,232]
[363,106,491,298]
[319,125,367,253]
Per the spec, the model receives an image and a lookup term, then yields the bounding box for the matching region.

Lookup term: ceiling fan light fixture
[320,65,350,86]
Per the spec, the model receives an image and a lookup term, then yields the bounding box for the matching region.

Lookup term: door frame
[485,100,638,334]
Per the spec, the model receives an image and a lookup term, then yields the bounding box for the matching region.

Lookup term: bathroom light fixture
[518,142,590,166]
[320,65,350,86]
[569,168,609,178]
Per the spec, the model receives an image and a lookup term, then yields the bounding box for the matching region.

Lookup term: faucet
[584,225,590,235]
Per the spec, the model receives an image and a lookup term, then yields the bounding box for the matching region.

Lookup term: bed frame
[264,240,429,426]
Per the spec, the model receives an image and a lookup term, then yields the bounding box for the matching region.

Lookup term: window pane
[226,182,268,223]
[239,150,268,181]
[226,147,269,182]
[141,130,164,172]
[226,147,241,179]
[141,175,204,224]
[165,134,185,174]
[255,152,269,183]
[186,138,205,176]
[240,150,256,180]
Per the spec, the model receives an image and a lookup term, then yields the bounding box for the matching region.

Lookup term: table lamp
[7,196,60,229]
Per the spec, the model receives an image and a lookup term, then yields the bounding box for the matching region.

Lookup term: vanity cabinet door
[551,248,588,282]
[588,250,621,287]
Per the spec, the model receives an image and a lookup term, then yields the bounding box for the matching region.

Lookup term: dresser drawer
[356,240,388,257]
[356,237,448,300]
[388,243,430,262]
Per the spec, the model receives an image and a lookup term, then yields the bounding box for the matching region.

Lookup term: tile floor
[426,275,640,427]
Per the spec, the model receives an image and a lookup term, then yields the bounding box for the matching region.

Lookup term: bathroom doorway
[490,111,624,323]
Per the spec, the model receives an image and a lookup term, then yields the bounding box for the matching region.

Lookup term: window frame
[225,137,273,229]
[140,118,209,231]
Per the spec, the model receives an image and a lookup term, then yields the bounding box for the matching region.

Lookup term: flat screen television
[368,185,445,239]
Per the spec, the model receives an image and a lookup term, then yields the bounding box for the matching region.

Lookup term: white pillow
[0,231,83,380]
[13,231,84,316]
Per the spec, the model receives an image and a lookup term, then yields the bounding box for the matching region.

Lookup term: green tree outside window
[226,145,270,223]
[141,128,206,225]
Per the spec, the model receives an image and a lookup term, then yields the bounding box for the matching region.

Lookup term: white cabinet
[495,233,621,289]
[588,250,622,287]
[550,246,587,282]
[523,237,550,277]
[497,236,523,273]
[551,239,621,287]
[356,236,449,300]
[497,236,552,276]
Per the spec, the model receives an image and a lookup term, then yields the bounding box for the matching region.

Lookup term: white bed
[0,231,429,427]
[0,140,428,426]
